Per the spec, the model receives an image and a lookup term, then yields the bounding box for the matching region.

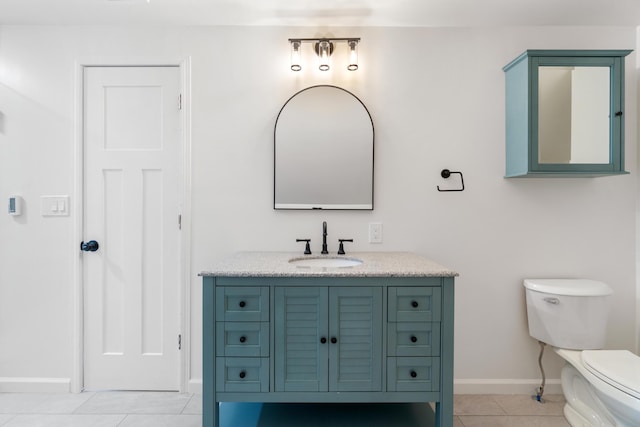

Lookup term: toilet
[523,279,640,427]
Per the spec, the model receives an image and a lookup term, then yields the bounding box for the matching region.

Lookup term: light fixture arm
[313,40,335,57]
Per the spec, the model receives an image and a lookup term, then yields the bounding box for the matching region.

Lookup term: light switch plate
[41,195,70,217]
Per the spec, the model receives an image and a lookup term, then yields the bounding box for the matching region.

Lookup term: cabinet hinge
[178,94,182,110]
[178,214,182,230]
[178,334,182,350]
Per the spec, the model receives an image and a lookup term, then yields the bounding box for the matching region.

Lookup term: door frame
[72,57,192,393]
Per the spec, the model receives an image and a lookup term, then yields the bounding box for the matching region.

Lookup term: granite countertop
[199,251,458,278]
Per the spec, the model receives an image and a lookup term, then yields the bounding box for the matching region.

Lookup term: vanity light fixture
[290,40,302,71]
[288,38,360,72]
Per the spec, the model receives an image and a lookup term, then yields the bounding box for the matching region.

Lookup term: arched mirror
[274,85,374,209]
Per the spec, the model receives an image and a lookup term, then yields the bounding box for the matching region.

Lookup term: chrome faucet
[321,221,329,254]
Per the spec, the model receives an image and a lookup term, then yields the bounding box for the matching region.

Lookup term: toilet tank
[523,279,612,350]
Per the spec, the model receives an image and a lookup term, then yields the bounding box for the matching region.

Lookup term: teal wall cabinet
[203,275,455,427]
[504,50,632,177]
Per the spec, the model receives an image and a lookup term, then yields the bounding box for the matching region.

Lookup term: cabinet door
[275,287,329,392]
[329,287,382,392]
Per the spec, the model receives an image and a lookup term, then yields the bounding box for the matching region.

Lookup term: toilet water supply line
[535,341,547,403]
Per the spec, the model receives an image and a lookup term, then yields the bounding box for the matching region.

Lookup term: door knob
[80,240,99,252]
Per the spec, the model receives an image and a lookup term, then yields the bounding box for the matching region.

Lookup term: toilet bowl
[523,279,640,427]
[555,348,640,427]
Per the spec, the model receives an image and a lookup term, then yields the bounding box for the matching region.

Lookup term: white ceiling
[2,0,640,27]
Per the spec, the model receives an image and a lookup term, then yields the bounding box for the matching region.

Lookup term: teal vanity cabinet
[202,252,457,427]
[504,50,631,177]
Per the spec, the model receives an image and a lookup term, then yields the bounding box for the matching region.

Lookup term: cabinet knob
[410,335,418,343]
[330,337,337,344]
[239,370,246,379]
[239,336,246,343]
[411,300,419,308]
[410,370,418,378]
[320,337,327,344]
[239,300,246,308]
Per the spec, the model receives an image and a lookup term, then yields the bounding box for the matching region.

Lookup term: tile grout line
[179,393,193,415]
[0,415,16,427]
[489,395,509,416]
[71,391,99,415]
[114,414,129,426]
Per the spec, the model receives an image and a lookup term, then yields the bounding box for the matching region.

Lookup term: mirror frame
[273,85,374,210]
[504,50,632,177]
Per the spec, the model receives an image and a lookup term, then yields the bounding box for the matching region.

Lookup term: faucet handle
[296,239,312,255]
[337,239,353,255]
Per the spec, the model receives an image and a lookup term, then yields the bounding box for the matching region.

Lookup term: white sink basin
[289,257,363,268]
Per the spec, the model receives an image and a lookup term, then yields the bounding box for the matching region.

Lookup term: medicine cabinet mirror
[504,50,632,177]
[274,85,374,209]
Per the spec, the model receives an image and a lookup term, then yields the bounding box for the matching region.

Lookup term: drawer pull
[239,300,246,308]
[410,370,418,378]
[320,337,327,344]
[410,335,418,343]
[331,337,338,344]
[411,300,419,308]
[239,336,246,343]
[239,370,246,379]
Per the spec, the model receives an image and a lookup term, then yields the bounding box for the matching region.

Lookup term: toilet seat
[582,350,640,400]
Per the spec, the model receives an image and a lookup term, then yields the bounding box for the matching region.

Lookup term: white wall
[0,25,637,394]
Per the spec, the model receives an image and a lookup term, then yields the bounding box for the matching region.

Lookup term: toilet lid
[582,350,640,399]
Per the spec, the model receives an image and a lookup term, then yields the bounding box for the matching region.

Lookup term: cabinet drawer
[388,322,440,357]
[216,322,269,357]
[216,287,269,322]
[388,287,441,322]
[216,357,269,392]
[387,357,440,392]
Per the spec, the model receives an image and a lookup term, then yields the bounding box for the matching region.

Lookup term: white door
[82,66,181,390]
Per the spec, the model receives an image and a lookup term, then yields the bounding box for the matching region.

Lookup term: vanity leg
[437,277,455,427]
[435,400,453,427]
[203,278,217,427]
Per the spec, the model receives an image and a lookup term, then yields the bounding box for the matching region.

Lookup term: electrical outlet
[369,222,383,243]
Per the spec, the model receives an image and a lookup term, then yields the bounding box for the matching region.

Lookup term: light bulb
[348,40,358,71]
[318,41,331,71]
[290,40,301,72]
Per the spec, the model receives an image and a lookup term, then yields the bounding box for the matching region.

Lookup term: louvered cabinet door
[274,287,329,392]
[329,287,383,392]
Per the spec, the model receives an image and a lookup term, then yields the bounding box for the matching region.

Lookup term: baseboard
[0,377,71,393]
[188,378,202,394]
[454,379,562,395]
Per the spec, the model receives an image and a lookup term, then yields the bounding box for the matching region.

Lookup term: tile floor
[0,392,570,427]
